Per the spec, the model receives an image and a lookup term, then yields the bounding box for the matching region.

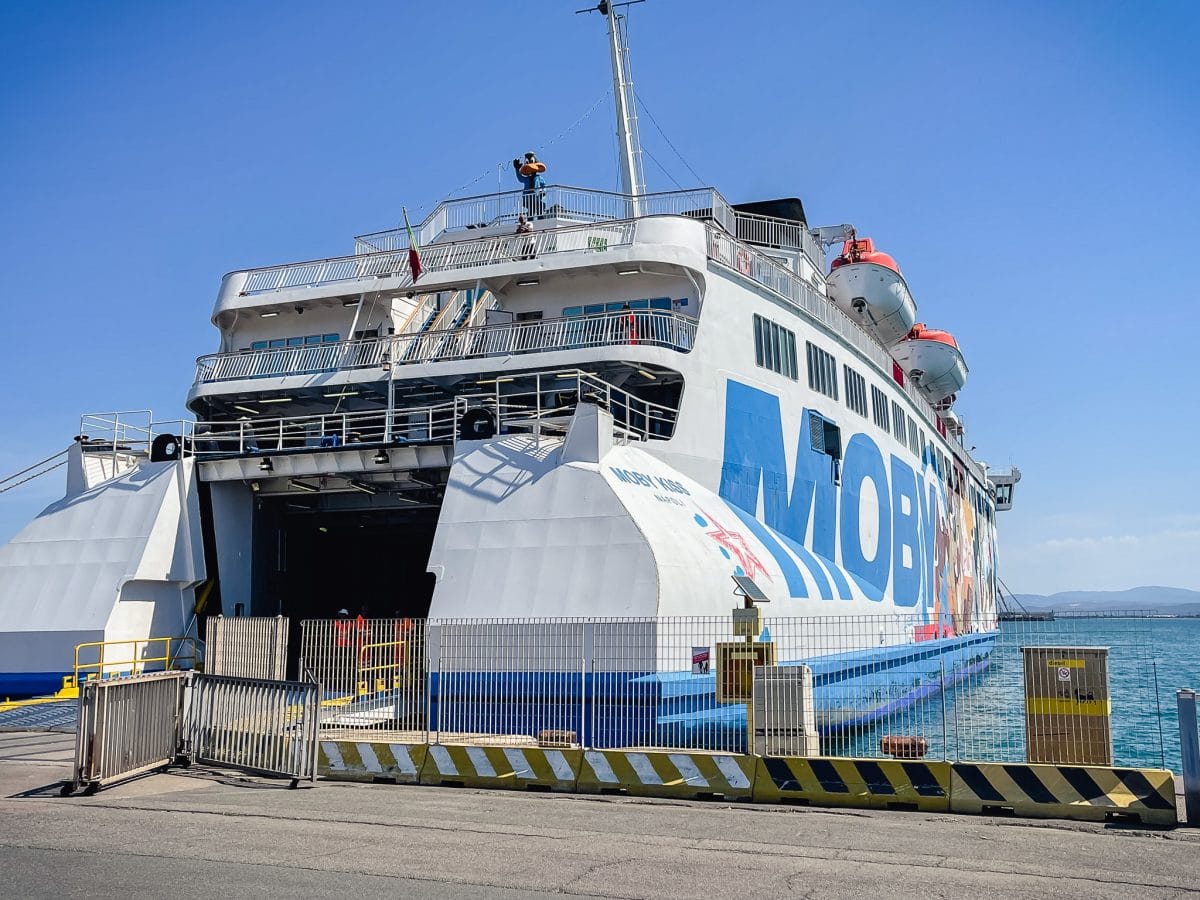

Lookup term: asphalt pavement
[1,730,1198,899]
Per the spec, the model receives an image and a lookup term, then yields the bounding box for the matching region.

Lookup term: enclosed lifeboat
[826,237,917,345]
[891,324,968,403]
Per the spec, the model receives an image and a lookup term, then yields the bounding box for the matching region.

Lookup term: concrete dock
[2,731,1198,899]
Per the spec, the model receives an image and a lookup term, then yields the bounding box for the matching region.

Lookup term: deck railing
[193,310,696,386]
[189,368,680,456]
[353,185,738,254]
[240,219,638,296]
[353,184,826,270]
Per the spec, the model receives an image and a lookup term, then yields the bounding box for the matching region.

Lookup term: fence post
[1179,689,1200,825]
[582,622,595,750]
[426,622,441,743]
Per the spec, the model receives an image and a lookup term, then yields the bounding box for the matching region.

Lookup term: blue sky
[0,1,1196,594]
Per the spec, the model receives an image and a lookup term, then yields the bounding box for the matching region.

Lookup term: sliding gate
[65,671,319,794]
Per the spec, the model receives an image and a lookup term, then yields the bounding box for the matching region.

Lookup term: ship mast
[580,1,646,211]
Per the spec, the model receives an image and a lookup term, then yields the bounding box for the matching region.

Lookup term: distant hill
[1012,586,1200,615]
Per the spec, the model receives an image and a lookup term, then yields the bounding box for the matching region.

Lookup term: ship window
[890,401,906,442]
[871,385,889,431]
[516,311,542,322]
[563,306,583,317]
[323,333,339,343]
[304,335,322,345]
[650,297,672,310]
[754,314,798,380]
[269,339,286,349]
[843,366,868,417]
[251,340,267,351]
[584,304,605,315]
[805,342,837,399]
[629,299,650,310]
[286,337,304,347]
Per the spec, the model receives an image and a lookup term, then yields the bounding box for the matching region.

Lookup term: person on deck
[513,152,547,218]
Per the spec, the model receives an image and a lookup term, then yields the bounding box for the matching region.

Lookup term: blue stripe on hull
[0,672,70,699]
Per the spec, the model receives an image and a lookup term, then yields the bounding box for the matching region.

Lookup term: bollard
[1179,689,1200,825]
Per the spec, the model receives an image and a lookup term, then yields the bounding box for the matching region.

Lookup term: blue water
[836,617,1200,770]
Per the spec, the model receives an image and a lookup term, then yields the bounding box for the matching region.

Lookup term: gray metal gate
[184,673,319,787]
[64,671,318,794]
[206,615,289,680]
[65,671,187,795]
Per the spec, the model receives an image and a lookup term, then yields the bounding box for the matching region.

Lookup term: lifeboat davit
[826,237,917,345]
[891,324,968,403]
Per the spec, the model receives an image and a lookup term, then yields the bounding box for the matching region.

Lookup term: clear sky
[0,0,1196,594]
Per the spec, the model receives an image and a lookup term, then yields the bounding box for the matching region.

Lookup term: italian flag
[403,207,423,282]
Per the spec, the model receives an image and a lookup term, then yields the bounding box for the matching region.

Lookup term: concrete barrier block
[577,749,756,800]
[950,762,1177,826]
[754,756,951,812]
[319,740,427,784]
[419,743,581,792]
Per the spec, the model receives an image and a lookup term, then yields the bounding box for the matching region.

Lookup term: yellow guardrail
[68,636,201,695]
[355,638,416,697]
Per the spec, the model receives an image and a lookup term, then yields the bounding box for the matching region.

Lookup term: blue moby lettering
[719,379,939,611]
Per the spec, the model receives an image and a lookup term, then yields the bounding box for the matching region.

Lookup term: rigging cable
[0,459,67,494]
[0,449,68,488]
[634,90,706,186]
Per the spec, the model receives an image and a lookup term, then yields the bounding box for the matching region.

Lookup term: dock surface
[2,730,1198,899]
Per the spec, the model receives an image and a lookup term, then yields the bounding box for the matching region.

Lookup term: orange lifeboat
[890,323,968,403]
[826,237,917,345]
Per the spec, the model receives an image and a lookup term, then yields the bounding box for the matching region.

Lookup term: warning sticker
[1057,666,1072,682]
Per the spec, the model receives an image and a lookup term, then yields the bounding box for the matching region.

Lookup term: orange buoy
[880,735,929,759]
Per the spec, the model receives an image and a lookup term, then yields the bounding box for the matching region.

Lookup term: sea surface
[842,616,1200,770]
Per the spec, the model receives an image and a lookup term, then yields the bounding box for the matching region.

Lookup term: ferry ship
[0,2,1019,731]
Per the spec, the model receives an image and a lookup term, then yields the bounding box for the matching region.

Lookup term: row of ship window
[752,314,993,518]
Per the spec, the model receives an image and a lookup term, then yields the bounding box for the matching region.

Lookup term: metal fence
[206,615,289,680]
[299,614,1164,767]
[68,671,187,794]
[184,673,319,785]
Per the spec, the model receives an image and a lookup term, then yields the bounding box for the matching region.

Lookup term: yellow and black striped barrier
[316,742,1177,826]
[420,743,581,792]
[318,740,427,784]
[753,756,951,812]
[578,749,756,800]
[950,762,1177,825]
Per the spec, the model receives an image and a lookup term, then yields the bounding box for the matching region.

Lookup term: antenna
[578,0,647,210]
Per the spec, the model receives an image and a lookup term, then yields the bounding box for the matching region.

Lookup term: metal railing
[705,225,987,485]
[240,219,637,296]
[297,613,1163,768]
[190,402,459,456]
[193,309,696,386]
[354,185,737,254]
[206,616,289,680]
[67,671,187,794]
[73,636,200,686]
[184,673,320,785]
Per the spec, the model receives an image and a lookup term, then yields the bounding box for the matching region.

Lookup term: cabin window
[584,304,605,315]
[805,341,837,399]
[563,306,582,317]
[754,314,798,380]
[251,340,267,351]
[650,297,672,310]
[516,311,543,322]
[843,366,868,417]
[891,401,907,443]
[871,385,889,432]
